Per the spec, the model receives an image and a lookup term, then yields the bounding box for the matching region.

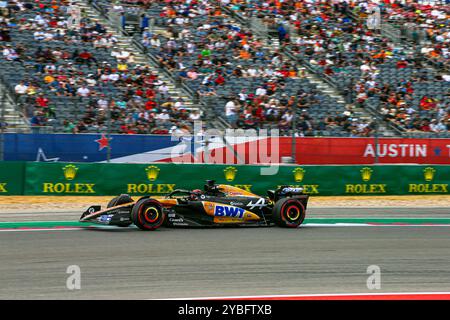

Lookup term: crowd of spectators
[94,0,373,136]
[350,1,449,71]
[0,0,202,134]
[224,91,376,137]
[1,0,448,136]
[218,0,450,134]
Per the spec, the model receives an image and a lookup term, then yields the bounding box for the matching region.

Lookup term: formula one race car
[80,180,309,230]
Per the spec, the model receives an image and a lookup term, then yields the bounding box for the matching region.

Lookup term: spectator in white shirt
[108,72,120,82]
[225,99,238,126]
[15,81,28,94]
[247,67,257,77]
[77,86,90,97]
[33,30,45,40]
[255,86,267,96]
[158,83,169,97]
[238,90,248,101]
[157,110,170,121]
[430,119,447,133]
[97,95,108,109]
[174,98,185,110]
[150,36,161,47]
[189,110,201,121]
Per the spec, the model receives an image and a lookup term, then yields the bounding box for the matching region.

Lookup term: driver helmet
[190,189,203,201]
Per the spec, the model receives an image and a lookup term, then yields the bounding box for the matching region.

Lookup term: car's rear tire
[272,198,305,228]
[107,194,133,208]
[131,198,166,231]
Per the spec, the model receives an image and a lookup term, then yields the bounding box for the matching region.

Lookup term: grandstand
[0,0,448,137]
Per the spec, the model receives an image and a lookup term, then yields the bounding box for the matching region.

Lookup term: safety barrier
[0,162,449,196]
[3,134,450,165]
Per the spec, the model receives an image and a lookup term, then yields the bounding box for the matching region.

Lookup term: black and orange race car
[80,180,309,230]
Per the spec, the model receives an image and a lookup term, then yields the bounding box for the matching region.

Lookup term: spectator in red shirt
[77,50,96,67]
[396,59,408,69]
[135,88,144,96]
[420,120,431,132]
[420,96,437,110]
[145,88,155,99]
[35,94,49,107]
[145,99,157,110]
[215,74,225,85]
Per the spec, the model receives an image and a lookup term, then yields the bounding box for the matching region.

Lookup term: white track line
[0,227,84,232]
[1,223,449,233]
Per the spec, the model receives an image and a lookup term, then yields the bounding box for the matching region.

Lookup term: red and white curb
[171,292,450,300]
[304,223,450,227]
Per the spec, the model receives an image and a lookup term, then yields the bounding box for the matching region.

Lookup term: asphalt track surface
[0,208,449,299]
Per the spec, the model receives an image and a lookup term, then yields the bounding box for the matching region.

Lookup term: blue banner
[4,133,178,162]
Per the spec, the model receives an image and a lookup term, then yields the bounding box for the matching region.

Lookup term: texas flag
[95,134,112,151]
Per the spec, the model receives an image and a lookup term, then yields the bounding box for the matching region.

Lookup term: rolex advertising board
[19,162,449,196]
[0,162,25,195]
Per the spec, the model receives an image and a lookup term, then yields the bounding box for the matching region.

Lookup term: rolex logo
[292,167,306,182]
[423,167,436,182]
[360,167,373,182]
[145,165,160,181]
[63,165,78,181]
[224,166,237,182]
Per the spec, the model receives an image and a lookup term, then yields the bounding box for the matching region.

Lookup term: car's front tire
[272,198,305,228]
[131,198,166,231]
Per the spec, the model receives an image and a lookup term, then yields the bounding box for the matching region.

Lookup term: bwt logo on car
[214,205,245,219]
